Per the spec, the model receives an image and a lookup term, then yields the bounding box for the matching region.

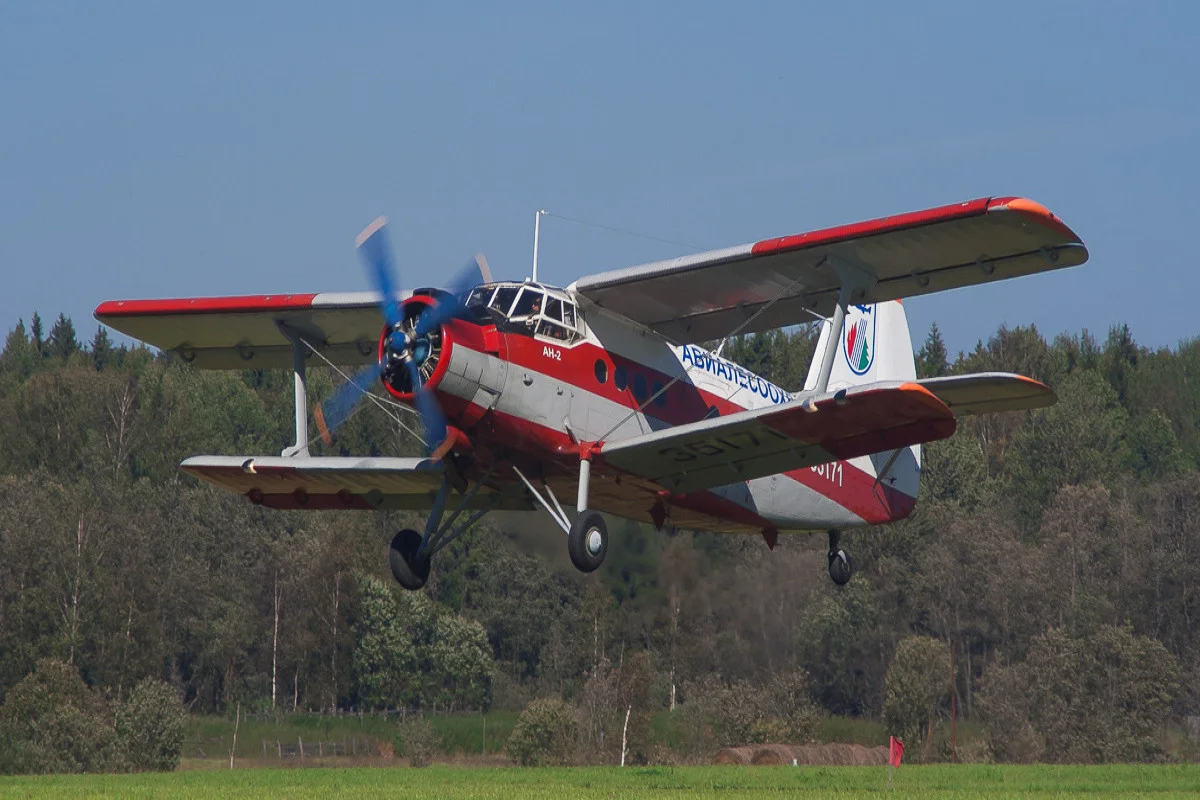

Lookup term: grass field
[2,764,1198,799]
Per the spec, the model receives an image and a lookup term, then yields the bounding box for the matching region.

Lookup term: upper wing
[597,382,956,494]
[181,455,530,511]
[570,197,1087,344]
[918,373,1056,416]
[94,291,399,369]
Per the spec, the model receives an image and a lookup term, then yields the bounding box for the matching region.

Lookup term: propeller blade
[314,364,381,445]
[414,253,490,338]
[356,216,404,329]
[404,358,448,457]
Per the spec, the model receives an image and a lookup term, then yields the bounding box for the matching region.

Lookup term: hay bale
[712,742,889,766]
[749,745,792,765]
[713,747,752,765]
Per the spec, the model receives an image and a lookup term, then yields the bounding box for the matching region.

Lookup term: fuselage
[400,281,918,537]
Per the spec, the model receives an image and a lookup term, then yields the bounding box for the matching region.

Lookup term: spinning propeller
[314,217,489,459]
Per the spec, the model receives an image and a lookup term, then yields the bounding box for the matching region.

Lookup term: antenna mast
[532,209,546,282]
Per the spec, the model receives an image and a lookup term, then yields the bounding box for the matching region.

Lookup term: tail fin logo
[843,304,876,376]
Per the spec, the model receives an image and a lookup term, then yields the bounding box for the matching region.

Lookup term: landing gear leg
[512,451,609,574]
[390,466,504,591]
[827,529,853,586]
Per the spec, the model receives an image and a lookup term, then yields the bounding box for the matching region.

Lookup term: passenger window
[614,366,628,391]
[633,373,648,402]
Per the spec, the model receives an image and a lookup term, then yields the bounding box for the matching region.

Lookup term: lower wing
[181,455,529,511]
[597,382,956,494]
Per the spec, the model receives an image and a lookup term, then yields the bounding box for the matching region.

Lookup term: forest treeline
[0,311,1197,764]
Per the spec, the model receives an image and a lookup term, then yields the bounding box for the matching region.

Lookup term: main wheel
[568,511,608,573]
[828,548,853,586]
[389,528,431,590]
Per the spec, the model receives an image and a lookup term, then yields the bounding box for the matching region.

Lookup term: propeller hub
[379,296,448,399]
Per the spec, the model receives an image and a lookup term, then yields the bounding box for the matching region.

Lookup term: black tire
[390,528,431,590]
[828,548,853,586]
[568,511,608,573]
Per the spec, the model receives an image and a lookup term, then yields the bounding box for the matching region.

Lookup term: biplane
[95,196,1087,589]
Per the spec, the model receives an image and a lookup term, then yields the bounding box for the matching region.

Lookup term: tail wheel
[390,528,431,590]
[568,511,608,573]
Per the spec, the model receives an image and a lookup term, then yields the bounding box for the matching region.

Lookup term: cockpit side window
[544,297,564,323]
[511,288,545,319]
[536,319,570,341]
[466,286,494,308]
[489,286,519,316]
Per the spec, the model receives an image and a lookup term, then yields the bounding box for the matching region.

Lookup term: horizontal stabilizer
[917,372,1055,416]
[598,382,956,494]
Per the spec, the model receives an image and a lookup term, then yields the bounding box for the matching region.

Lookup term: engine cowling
[378,294,455,401]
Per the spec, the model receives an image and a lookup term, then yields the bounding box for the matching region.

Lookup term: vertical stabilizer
[803,300,922,519]
[804,301,917,391]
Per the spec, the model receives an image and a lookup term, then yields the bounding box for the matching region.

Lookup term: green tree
[117,678,185,771]
[1007,370,1129,527]
[0,659,121,774]
[505,697,577,766]
[352,574,427,709]
[979,626,1178,763]
[916,322,949,378]
[30,312,46,361]
[430,614,494,712]
[48,314,79,362]
[0,321,36,389]
[90,327,114,372]
[883,636,950,762]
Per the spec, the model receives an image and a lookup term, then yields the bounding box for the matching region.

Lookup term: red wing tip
[1009,373,1051,391]
[355,216,388,248]
[93,294,319,318]
[987,196,1082,242]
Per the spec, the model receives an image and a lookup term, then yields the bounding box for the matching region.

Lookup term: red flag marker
[889,735,904,768]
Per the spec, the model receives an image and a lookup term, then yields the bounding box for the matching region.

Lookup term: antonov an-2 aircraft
[95,196,1087,590]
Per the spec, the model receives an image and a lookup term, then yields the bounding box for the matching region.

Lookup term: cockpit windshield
[464,281,581,343]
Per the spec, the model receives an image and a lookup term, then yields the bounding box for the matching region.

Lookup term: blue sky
[1,1,1196,359]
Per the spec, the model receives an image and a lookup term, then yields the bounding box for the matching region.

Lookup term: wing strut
[277,322,312,457]
[812,255,876,393]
